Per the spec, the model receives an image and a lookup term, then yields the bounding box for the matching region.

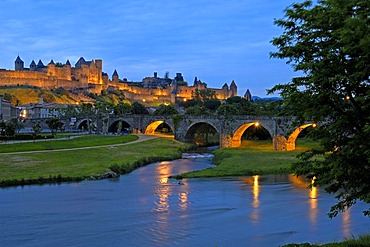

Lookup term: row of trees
[179,90,285,116]
[0,118,63,138]
[0,119,24,136]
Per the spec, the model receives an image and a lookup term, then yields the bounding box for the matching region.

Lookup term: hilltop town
[1,56,252,105]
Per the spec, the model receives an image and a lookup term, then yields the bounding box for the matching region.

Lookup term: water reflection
[179,191,188,211]
[309,183,318,225]
[154,162,172,212]
[342,208,351,237]
[251,175,260,223]
[152,162,173,244]
[289,175,319,225]
[239,175,261,223]
[252,175,260,208]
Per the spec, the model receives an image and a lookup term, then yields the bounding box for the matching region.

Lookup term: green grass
[282,234,370,246]
[0,137,187,185]
[0,135,139,153]
[174,138,319,178]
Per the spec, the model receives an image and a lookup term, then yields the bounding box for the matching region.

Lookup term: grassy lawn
[282,234,370,247]
[0,136,188,185]
[174,138,320,178]
[0,135,139,153]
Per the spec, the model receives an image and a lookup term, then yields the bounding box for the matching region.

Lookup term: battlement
[0,55,248,105]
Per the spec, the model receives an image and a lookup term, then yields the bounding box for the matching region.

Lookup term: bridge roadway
[25,115,315,151]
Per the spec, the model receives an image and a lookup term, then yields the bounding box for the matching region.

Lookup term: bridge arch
[185,122,219,146]
[145,120,174,135]
[76,118,97,132]
[285,123,316,151]
[231,122,272,147]
[108,120,131,134]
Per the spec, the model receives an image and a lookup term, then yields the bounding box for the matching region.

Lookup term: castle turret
[221,83,229,98]
[15,56,24,70]
[230,80,237,97]
[30,60,37,71]
[75,57,86,68]
[64,60,72,80]
[102,72,109,86]
[47,59,56,76]
[37,60,45,69]
[95,59,103,84]
[112,70,119,84]
[174,72,184,82]
[244,89,252,102]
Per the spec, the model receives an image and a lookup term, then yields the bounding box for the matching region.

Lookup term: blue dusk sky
[0,0,303,97]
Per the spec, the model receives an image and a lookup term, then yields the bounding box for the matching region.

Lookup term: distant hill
[252,96,282,101]
[0,86,76,105]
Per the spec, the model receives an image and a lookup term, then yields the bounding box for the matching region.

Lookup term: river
[0,152,369,247]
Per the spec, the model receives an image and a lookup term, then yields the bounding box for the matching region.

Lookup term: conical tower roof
[15,55,23,62]
[37,59,45,68]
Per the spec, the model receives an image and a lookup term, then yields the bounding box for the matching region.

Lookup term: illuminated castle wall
[0,56,238,104]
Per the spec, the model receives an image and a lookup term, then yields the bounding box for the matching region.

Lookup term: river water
[1,153,369,247]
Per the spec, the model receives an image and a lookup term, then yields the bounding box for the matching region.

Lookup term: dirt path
[0,135,159,155]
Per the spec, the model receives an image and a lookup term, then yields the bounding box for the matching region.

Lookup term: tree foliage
[132,102,149,114]
[113,103,133,115]
[269,0,370,217]
[45,118,63,136]
[0,119,24,136]
[154,104,179,115]
[78,103,95,116]
[185,105,210,115]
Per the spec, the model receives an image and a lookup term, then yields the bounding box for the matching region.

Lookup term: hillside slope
[0,87,76,105]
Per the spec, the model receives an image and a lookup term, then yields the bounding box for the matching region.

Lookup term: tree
[5,118,24,135]
[203,99,221,112]
[269,0,370,217]
[95,101,114,116]
[0,121,6,136]
[32,122,42,135]
[132,102,149,114]
[192,89,216,104]
[185,105,210,115]
[113,103,133,115]
[45,118,63,136]
[154,104,178,115]
[32,121,42,142]
[78,103,94,117]
[216,104,240,115]
[59,105,79,118]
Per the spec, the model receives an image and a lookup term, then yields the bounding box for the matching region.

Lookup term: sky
[0,0,302,97]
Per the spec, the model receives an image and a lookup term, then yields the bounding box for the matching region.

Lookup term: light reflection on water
[1,155,369,247]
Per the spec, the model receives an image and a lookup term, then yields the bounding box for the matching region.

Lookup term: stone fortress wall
[0,56,242,104]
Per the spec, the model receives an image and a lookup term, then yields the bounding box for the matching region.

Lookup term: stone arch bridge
[26,115,316,151]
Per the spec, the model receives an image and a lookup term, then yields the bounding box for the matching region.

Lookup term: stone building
[1,56,242,105]
[0,95,18,121]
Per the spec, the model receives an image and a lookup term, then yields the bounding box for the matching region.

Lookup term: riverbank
[282,234,370,246]
[173,138,319,179]
[0,135,189,187]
